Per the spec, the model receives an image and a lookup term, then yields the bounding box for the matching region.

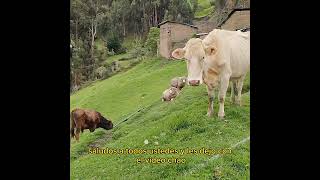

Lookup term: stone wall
[159,22,198,59]
[170,23,198,43]
[159,23,171,59]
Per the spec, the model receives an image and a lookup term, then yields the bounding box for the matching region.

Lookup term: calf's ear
[171,48,185,59]
[205,45,217,56]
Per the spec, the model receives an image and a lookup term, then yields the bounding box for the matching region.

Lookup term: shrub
[93,39,108,63]
[130,38,147,57]
[144,27,160,56]
[95,66,107,79]
[106,33,124,54]
[107,49,115,56]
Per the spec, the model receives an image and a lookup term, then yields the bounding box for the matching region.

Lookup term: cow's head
[98,116,113,130]
[171,38,217,86]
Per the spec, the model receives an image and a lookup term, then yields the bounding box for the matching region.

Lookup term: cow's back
[204,29,250,78]
[84,110,101,124]
[228,31,250,78]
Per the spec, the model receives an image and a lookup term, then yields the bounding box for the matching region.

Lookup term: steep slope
[70,58,187,159]
[70,58,250,179]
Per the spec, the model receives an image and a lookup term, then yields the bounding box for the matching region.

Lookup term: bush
[116,47,127,54]
[107,49,115,56]
[93,39,108,63]
[130,38,147,57]
[144,27,160,56]
[95,66,107,79]
[106,33,124,54]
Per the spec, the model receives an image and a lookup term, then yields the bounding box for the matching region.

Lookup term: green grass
[70,57,250,179]
[195,0,214,19]
[102,53,133,65]
[101,52,138,74]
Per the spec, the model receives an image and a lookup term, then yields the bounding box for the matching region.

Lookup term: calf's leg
[70,128,75,139]
[75,128,81,142]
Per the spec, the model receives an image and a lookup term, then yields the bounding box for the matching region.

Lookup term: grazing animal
[171,29,250,118]
[170,76,187,90]
[162,87,180,101]
[70,108,113,141]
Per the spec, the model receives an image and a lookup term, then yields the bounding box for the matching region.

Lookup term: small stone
[144,139,149,145]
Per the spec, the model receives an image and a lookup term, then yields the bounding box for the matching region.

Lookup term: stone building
[216,0,250,30]
[158,21,198,59]
[157,0,250,59]
[217,7,250,30]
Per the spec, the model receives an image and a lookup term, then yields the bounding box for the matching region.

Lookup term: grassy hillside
[70,58,250,179]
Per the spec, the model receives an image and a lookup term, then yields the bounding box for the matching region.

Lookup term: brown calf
[70,108,113,141]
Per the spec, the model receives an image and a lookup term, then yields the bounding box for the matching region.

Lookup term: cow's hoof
[218,113,225,119]
[206,112,213,117]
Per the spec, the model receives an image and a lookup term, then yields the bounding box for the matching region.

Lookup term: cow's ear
[205,45,217,56]
[171,48,185,59]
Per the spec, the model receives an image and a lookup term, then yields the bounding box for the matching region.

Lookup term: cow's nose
[189,80,200,86]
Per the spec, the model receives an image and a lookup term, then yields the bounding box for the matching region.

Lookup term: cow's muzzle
[189,80,200,86]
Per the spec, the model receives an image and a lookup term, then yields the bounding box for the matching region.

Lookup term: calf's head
[98,116,113,130]
[171,38,217,86]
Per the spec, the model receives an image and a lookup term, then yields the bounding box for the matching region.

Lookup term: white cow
[171,29,250,118]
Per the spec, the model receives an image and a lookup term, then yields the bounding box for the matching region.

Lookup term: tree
[144,27,160,55]
[70,0,196,91]
[166,0,194,24]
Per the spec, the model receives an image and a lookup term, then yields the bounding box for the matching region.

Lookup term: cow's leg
[230,81,238,104]
[70,128,75,139]
[75,128,81,142]
[218,75,230,119]
[206,84,214,117]
[235,76,245,106]
[230,82,233,101]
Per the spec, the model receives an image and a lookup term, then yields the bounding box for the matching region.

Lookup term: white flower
[154,141,159,145]
[144,139,149,145]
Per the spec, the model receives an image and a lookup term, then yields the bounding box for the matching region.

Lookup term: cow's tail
[70,110,76,139]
